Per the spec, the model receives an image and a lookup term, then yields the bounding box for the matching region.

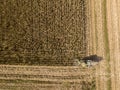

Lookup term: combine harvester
[73,55,103,67]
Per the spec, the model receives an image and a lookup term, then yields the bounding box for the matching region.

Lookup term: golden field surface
[0,0,120,90]
[88,0,120,90]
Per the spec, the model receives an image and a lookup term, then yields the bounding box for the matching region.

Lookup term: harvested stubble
[0,65,96,90]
